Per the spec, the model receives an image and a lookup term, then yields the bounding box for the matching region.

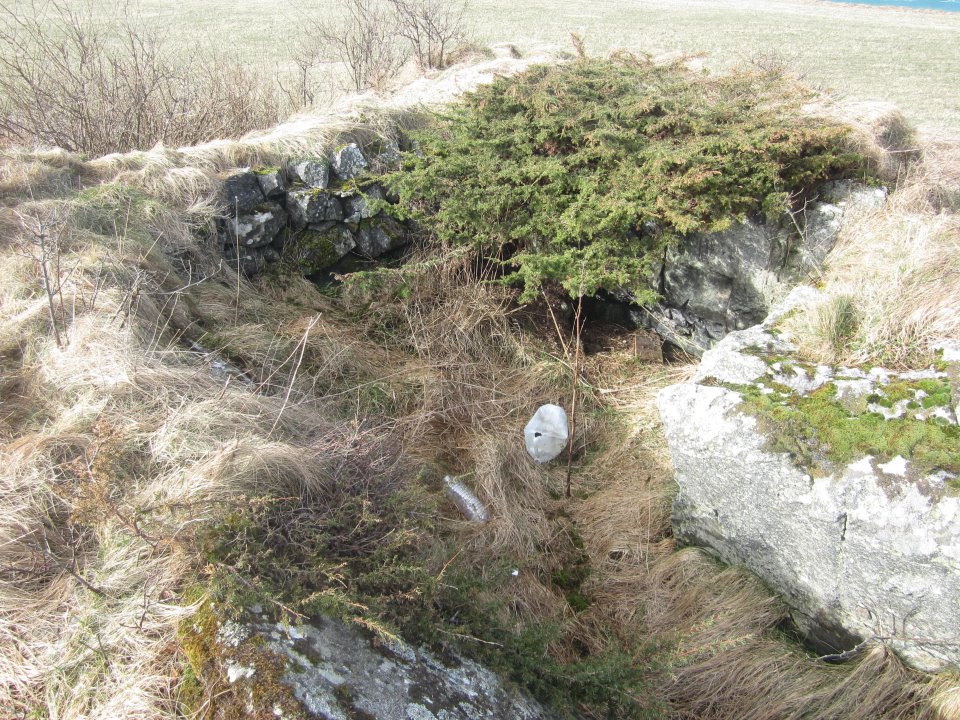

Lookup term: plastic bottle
[444,475,489,523]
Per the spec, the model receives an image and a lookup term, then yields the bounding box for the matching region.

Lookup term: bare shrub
[280,41,325,110]
[0,1,284,155]
[387,0,468,70]
[308,0,408,93]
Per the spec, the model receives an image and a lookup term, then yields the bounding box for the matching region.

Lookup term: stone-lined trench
[217,142,410,279]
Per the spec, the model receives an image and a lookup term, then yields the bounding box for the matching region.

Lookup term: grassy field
[75,0,960,132]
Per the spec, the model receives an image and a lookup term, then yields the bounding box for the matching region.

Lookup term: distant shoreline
[810,0,959,15]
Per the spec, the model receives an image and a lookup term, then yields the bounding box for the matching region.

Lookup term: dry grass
[785,142,960,367]
[0,58,565,716]
[0,112,413,717]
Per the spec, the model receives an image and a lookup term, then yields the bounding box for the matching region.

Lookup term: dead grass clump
[666,641,940,720]
[339,249,562,446]
[806,98,920,185]
[788,156,960,368]
[466,435,554,561]
[918,130,960,211]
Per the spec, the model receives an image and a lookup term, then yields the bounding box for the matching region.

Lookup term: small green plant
[386,56,866,302]
[817,294,860,357]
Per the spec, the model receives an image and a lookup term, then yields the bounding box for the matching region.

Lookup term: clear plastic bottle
[444,475,489,523]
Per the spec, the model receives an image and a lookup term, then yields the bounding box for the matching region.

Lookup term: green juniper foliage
[386,56,865,300]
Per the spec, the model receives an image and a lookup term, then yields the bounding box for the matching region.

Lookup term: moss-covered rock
[659,291,960,673]
[284,225,356,275]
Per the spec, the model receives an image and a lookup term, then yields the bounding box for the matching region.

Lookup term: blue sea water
[827,0,960,10]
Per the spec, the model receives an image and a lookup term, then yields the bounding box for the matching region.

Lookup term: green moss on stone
[737,381,959,489]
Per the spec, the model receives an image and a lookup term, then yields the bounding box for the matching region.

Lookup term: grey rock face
[290,159,331,190]
[657,295,960,672]
[356,219,406,258]
[288,190,344,228]
[375,140,403,171]
[318,226,356,261]
[662,218,783,333]
[292,225,357,272]
[256,168,287,198]
[223,202,288,249]
[634,183,887,355]
[343,184,385,225]
[219,170,267,214]
[331,143,369,181]
[233,616,558,720]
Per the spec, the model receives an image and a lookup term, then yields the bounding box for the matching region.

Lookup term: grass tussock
[785,148,960,368]
[0,57,958,720]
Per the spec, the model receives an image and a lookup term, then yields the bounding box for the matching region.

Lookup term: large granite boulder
[222,201,288,249]
[290,159,331,190]
[219,169,267,214]
[657,289,960,672]
[256,167,287,198]
[212,614,559,720]
[331,143,369,181]
[632,182,887,355]
[288,190,345,228]
[355,218,406,258]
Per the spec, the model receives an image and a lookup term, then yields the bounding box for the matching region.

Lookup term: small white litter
[524,404,569,463]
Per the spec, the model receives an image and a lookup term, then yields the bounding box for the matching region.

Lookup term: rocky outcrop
[657,289,960,672]
[214,614,559,720]
[217,142,409,276]
[627,182,887,355]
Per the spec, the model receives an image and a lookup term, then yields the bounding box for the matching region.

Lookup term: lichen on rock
[658,288,960,672]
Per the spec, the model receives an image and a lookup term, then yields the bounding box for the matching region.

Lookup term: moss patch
[283,227,349,275]
[177,593,309,719]
[737,381,960,489]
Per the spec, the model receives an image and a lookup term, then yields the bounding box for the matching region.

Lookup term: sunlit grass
[68,0,960,131]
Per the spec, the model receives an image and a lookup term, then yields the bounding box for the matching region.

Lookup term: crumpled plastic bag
[524,404,569,463]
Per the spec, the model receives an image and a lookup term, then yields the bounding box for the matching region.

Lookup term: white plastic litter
[524,404,569,463]
[444,475,489,522]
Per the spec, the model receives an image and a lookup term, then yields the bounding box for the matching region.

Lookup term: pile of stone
[216,143,408,276]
